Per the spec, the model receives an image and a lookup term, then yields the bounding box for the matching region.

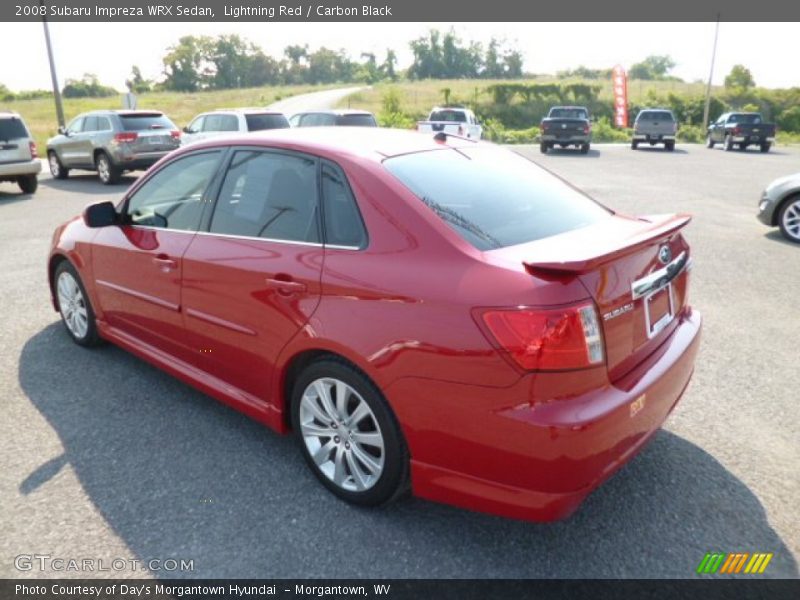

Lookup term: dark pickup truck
[707,112,776,153]
[540,106,591,154]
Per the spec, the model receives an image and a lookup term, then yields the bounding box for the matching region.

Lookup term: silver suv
[0,111,41,194]
[182,108,289,146]
[46,110,180,184]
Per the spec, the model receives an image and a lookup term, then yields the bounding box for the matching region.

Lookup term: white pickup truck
[417,107,482,139]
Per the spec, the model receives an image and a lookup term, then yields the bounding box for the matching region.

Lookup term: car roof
[83,110,165,116]
[0,111,23,118]
[293,109,374,116]
[208,108,285,115]
[180,127,476,160]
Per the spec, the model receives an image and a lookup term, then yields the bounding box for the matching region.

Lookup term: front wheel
[18,175,38,194]
[778,196,800,244]
[48,151,69,179]
[96,152,121,185]
[291,358,409,506]
[665,141,675,152]
[724,135,734,151]
[631,140,638,150]
[54,261,103,346]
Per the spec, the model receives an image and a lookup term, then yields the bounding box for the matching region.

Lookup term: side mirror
[58,125,68,136]
[83,201,118,228]
[182,126,193,134]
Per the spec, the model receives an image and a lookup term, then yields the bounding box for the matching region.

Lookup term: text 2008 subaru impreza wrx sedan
[48,128,701,521]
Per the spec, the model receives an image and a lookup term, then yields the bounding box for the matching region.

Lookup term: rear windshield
[549,108,588,120]
[637,111,675,121]
[430,110,467,122]
[245,113,290,131]
[335,114,376,127]
[384,146,611,251]
[0,117,29,141]
[120,113,176,131]
[729,113,761,124]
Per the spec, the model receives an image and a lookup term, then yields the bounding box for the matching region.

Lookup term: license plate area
[644,283,674,339]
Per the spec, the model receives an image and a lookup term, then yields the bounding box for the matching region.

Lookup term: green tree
[628,55,677,80]
[125,66,151,94]
[162,36,213,91]
[381,49,397,81]
[724,64,755,90]
[62,73,116,98]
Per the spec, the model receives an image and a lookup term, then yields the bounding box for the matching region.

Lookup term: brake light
[733,126,741,136]
[170,130,181,139]
[479,303,604,371]
[29,141,38,159]
[540,123,549,132]
[114,132,138,143]
[583,125,591,134]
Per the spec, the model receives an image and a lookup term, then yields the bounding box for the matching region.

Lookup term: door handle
[152,255,177,270]
[266,277,307,294]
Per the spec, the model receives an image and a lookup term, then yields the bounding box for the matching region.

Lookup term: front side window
[66,117,84,135]
[321,162,367,248]
[125,151,222,231]
[204,114,239,132]
[83,116,99,132]
[384,146,611,251]
[187,116,205,133]
[210,150,319,243]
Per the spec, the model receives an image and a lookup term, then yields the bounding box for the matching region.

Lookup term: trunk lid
[495,213,692,380]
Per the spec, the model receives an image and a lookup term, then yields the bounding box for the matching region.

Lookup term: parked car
[48,128,701,522]
[540,106,592,154]
[631,109,677,151]
[182,108,289,145]
[289,109,377,128]
[46,110,181,185]
[0,111,41,194]
[758,172,800,243]
[416,106,482,139]
[706,112,776,153]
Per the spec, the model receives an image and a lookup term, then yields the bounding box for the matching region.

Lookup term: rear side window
[245,113,290,131]
[0,117,29,141]
[429,110,467,123]
[336,114,377,127]
[321,162,367,248]
[384,146,611,251]
[83,116,99,132]
[126,151,222,231]
[120,113,176,131]
[638,111,674,121]
[210,150,319,243]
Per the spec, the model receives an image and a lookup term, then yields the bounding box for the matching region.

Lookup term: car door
[90,149,225,361]
[75,116,99,167]
[58,116,86,167]
[180,148,324,403]
[712,115,727,142]
[183,115,206,146]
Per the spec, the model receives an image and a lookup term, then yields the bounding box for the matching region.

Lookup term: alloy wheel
[49,153,60,177]
[97,156,110,183]
[57,271,89,339]
[781,198,800,242]
[299,377,385,492]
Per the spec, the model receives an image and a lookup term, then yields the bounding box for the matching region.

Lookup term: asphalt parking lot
[0,144,798,579]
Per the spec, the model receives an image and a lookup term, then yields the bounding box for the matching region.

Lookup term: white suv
[0,111,41,194]
[182,108,289,145]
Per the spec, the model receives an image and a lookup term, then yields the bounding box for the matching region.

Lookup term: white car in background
[181,108,290,145]
[417,106,483,139]
[0,111,41,194]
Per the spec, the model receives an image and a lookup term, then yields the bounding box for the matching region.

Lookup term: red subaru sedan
[48,128,701,521]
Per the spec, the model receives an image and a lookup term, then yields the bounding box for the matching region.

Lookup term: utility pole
[702,15,721,132]
[40,0,65,128]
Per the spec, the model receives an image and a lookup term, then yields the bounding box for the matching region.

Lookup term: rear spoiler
[523,214,692,275]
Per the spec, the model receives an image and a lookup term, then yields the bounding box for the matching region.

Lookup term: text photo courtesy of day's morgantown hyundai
[0,1,798,598]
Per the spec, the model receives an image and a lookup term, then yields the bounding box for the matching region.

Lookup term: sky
[0,22,798,92]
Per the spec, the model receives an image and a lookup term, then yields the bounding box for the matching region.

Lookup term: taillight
[540,123,549,132]
[478,303,604,371]
[733,127,741,136]
[29,141,38,159]
[583,125,591,134]
[170,130,181,139]
[114,132,138,143]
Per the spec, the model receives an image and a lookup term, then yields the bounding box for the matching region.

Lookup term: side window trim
[319,159,369,251]
[121,148,229,232]
[200,146,323,246]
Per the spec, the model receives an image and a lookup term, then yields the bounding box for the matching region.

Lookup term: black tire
[290,358,409,507]
[580,143,590,154]
[631,140,638,150]
[48,151,69,179]
[706,135,715,149]
[724,135,734,151]
[53,261,103,347]
[18,175,38,194]
[665,141,675,152]
[96,152,121,185]
[539,142,548,154]
[760,143,771,153]
[777,196,800,244]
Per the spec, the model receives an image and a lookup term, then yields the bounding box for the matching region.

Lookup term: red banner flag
[612,65,628,128]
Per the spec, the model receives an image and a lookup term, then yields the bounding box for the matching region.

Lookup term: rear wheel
[631,140,638,150]
[539,142,548,154]
[48,151,69,179]
[760,143,771,153]
[580,143,590,154]
[665,141,675,152]
[778,196,800,243]
[724,135,734,151]
[96,152,121,185]
[291,358,409,506]
[706,135,715,149]
[18,175,38,194]
[54,261,103,347]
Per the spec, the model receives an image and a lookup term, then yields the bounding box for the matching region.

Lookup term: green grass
[1,83,336,153]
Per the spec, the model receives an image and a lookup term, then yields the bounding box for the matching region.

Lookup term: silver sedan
[758,172,800,243]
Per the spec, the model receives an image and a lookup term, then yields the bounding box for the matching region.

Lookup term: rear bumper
[541,135,590,144]
[389,308,702,522]
[112,149,175,170]
[632,134,675,142]
[0,159,41,178]
[731,136,774,144]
